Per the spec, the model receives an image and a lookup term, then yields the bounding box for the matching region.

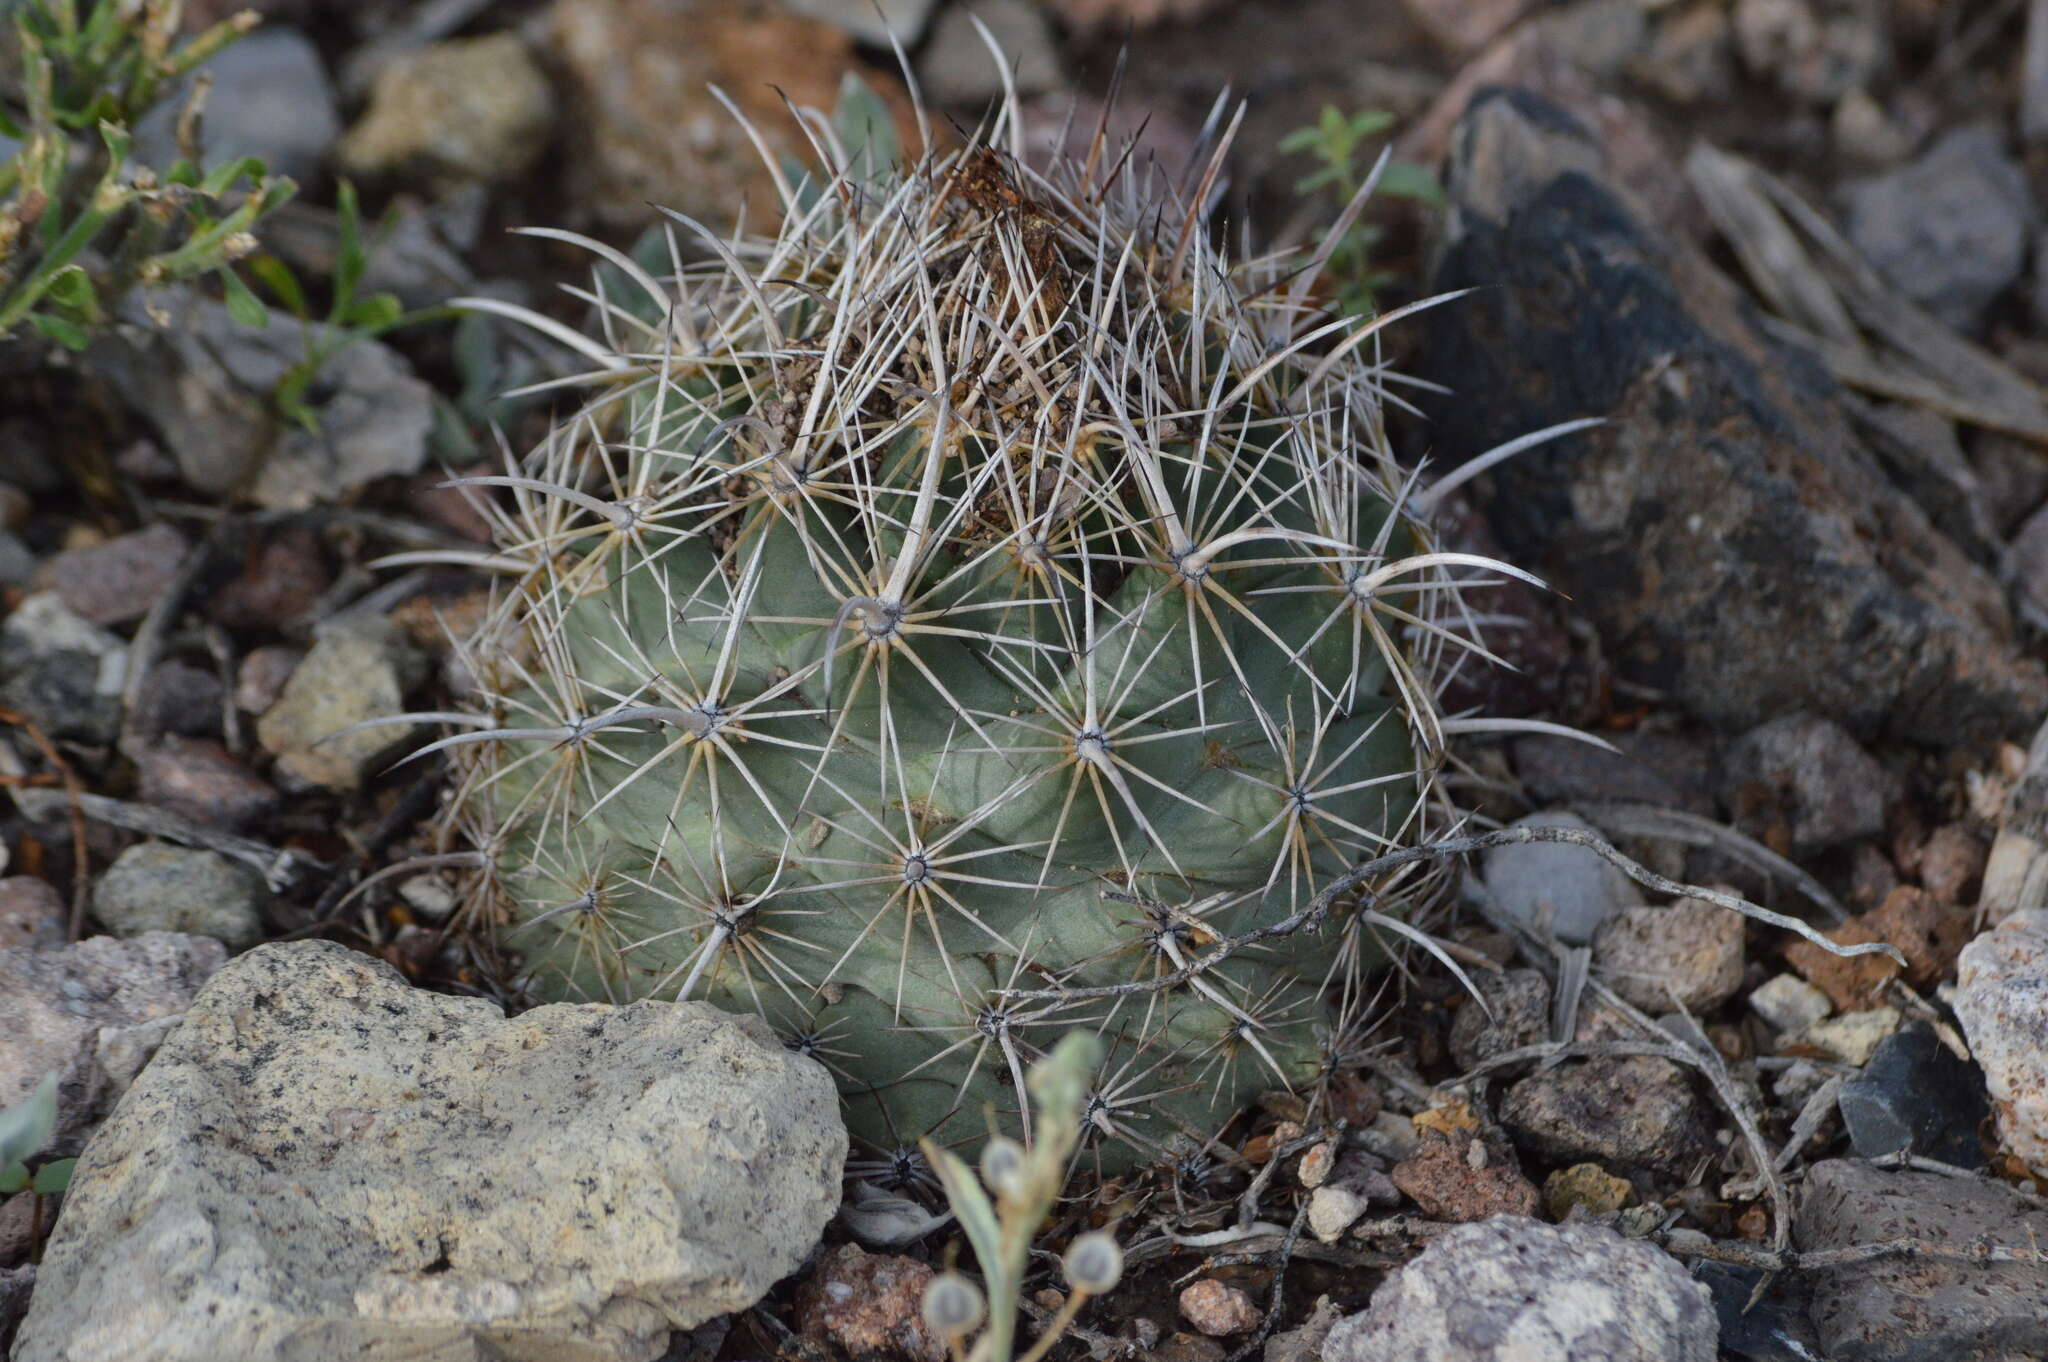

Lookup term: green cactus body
[443,96,1495,1170]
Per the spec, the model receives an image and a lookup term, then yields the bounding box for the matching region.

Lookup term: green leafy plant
[920,1033,1124,1362]
[0,1073,70,1197]
[386,77,1548,1173]
[1278,106,1442,318]
[0,0,294,349]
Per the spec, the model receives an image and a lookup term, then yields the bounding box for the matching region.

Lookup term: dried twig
[0,707,92,940]
[10,786,313,892]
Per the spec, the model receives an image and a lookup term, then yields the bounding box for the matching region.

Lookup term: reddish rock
[234,646,303,716]
[0,879,65,952]
[38,524,189,627]
[1915,823,1986,904]
[794,1243,944,1362]
[136,737,281,832]
[208,528,331,633]
[1784,885,1970,1011]
[1390,1125,1540,1222]
[1178,1279,1261,1337]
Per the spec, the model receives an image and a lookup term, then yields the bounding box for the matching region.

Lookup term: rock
[1783,886,1970,1011]
[1153,1333,1227,1362]
[11,940,845,1362]
[1832,87,1915,165]
[1308,1184,1370,1243]
[0,933,225,1147]
[1482,811,1642,947]
[135,736,280,833]
[1838,1021,1988,1165]
[1322,1216,1717,1362]
[1502,1056,1711,1174]
[794,1244,943,1362]
[2009,498,2048,630]
[1,1265,32,1355]
[338,34,554,189]
[916,0,1061,107]
[91,844,266,949]
[255,619,425,791]
[1542,1162,1633,1219]
[781,0,936,44]
[132,27,340,184]
[1721,714,1893,857]
[1512,731,1716,815]
[0,1195,31,1266]
[1694,1262,1826,1362]
[89,294,432,508]
[1395,0,1538,56]
[1389,1125,1541,1222]
[1794,1007,1901,1066]
[209,528,333,634]
[131,661,225,739]
[1841,125,2036,336]
[1447,968,1551,1071]
[0,532,36,587]
[1263,1297,1340,1362]
[1798,1159,2048,1361]
[1970,431,2048,535]
[1178,1280,1260,1337]
[36,523,189,628]
[1915,824,1986,903]
[1731,0,1889,105]
[550,0,912,233]
[0,593,126,745]
[1953,909,2048,1178]
[1422,90,2047,748]
[1750,973,1833,1032]
[1592,896,1745,1014]
[0,879,64,952]
[234,644,303,715]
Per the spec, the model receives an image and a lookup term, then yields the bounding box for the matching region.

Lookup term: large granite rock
[1417,88,2045,748]
[12,940,846,1362]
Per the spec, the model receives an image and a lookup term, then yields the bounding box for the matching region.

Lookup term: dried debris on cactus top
[410,77,1554,1169]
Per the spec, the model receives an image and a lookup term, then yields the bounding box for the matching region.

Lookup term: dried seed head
[980,1136,1027,1200]
[923,1272,986,1337]
[1063,1231,1123,1293]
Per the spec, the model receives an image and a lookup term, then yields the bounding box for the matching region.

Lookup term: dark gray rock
[1840,125,2036,336]
[1798,1159,2048,1361]
[131,661,225,740]
[1421,89,2046,748]
[132,27,340,185]
[1447,968,1551,1071]
[1501,1055,1712,1173]
[1322,1216,1716,1362]
[1694,1261,1822,1362]
[0,650,120,746]
[135,737,280,833]
[1513,730,1717,815]
[1720,713,1895,856]
[1838,1021,1989,1166]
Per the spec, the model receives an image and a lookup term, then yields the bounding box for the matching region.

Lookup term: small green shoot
[1278,105,1443,317]
[920,1034,1124,1362]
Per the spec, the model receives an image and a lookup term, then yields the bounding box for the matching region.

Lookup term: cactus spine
[429,83,1534,1170]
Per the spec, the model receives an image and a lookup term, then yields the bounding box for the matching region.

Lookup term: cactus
[415,75,1552,1170]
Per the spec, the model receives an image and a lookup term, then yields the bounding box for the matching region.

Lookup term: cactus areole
[440,87,1538,1171]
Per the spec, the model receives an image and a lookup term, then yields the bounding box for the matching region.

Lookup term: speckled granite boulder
[12,940,845,1362]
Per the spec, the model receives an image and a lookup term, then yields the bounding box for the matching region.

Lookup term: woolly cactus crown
[416,73,1547,1170]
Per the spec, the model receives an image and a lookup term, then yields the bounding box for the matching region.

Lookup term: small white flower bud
[1063,1231,1123,1293]
[980,1136,1027,1199]
[923,1272,986,1337]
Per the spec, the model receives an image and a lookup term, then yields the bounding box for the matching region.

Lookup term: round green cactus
[422,89,1535,1170]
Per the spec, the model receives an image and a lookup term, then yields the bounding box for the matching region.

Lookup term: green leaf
[219,267,267,327]
[200,154,267,196]
[1276,127,1324,155]
[32,1157,75,1195]
[832,71,898,180]
[249,255,307,319]
[1346,110,1396,139]
[332,178,367,315]
[0,1073,59,1167]
[344,291,404,332]
[0,1164,23,1196]
[27,311,89,350]
[163,157,201,187]
[44,262,92,310]
[1375,158,1444,207]
[922,1141,1003,1275]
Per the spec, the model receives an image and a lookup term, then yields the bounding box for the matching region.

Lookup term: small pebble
[1502,1056,1712,1174]
[1390,1126,1539,1222]
[1308,1185,1369,1243]
[1953,910,2048,1178]
[234,645,302,716]
[1542,1162,1634,1220]
[1838,1021,1988,1166]
[1750,973,1832,1032]
[1178,1280,1261,1337]
[0,878,66,952]
[793,1243,944,1362]
[1795,1008,1902,1067]
[91,843,266,949]
[1784,885,1969,1010]
[136,737,280,833]
[1592,894,1745,1014]
[1916,824,1986,904]
[38,523,189,628]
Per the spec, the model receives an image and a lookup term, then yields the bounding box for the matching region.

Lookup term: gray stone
[0,531,37,586]
[255,618,425,791]
[1422,90,2046,748]
[88,293,432,508]
[91,844,266,950]
[1,1265,33,1356]
[0,878,66,952]
[132,27,341,185]
[1953,909,2048,1179]
[338,34,554,189]
[1750,973,1833,1032]
[1447,968,1551,1071]
[131,661,226,740]
[10,940,846,1362]
[1798,1159,2048,1361]
[1838,1021,1988,1166]
[917,0,1062,107]
[1322,1216,1716,1362]
[1512,731,1716,815]
[781,0,936,44]
[1841,125,2037,336]
[0,933,225,1147]
[0,593,126,745]
[1501,1055,1712,1173]
[136,736,279,833]
[1721,713,1894,856]
[1482,811,1643,947]
[1592,895,1745,1013]
[1731,0,1890,105]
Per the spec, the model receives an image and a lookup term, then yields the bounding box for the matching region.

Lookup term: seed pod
[980,1136,1028,1200]
[923,1271,987,1337]
[1063,1231,1124,1293]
